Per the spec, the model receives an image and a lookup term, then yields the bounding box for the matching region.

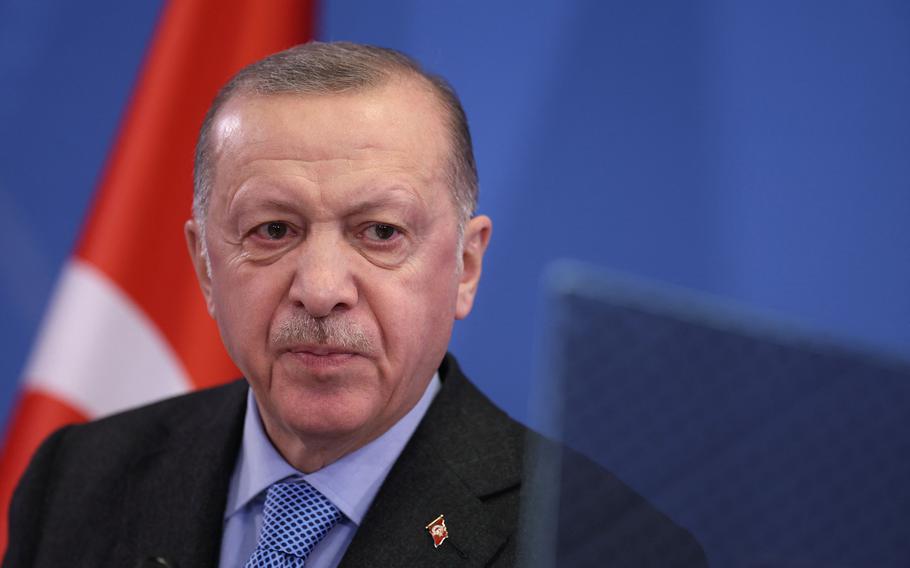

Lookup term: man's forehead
[209,89,449,182]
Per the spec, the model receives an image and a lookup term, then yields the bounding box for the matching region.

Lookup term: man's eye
[366,224,399,241]
[256,222,290,240]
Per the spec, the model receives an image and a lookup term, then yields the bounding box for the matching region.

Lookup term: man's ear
[184,219,216,317]
[455,214,492,320]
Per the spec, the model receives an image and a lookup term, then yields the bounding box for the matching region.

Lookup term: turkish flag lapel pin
[425,514,449,548]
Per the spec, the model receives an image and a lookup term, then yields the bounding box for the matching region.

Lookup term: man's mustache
[270,313,375,354]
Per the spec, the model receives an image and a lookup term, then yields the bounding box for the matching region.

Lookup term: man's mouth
[283,345,363,371]
[288,344,358,356]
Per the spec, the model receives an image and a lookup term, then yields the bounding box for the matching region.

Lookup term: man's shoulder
[520,433,707,567]
[60,379,247,448]
[87,378,248,429]
[423,355,707,567]
[37,379,248,480]
[5,380,248,567]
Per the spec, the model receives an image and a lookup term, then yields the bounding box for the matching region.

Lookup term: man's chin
[263,390,384,456]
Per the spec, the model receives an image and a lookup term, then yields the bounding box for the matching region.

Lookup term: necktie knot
[245,480,342,567]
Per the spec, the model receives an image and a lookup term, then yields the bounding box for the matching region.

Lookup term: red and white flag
[0,0,313,553]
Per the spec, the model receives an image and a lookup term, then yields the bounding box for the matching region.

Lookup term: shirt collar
[224,372,441,526]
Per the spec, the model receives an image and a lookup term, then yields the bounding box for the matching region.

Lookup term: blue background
[1,0,909,430]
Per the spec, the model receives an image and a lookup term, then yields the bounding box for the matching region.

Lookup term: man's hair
[193,41,478,235]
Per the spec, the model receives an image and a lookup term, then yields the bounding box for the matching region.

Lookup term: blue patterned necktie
[244,480,343,567]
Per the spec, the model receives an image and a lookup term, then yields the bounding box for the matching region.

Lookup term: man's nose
[287,231,358,318]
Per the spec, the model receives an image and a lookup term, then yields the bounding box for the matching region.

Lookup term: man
[4,42,706,567]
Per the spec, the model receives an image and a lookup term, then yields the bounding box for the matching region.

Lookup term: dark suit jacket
[4,355,706,567]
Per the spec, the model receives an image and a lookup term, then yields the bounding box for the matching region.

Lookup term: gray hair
[192,41,478,238]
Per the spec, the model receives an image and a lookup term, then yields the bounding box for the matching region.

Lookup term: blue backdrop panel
[540,260,910,566]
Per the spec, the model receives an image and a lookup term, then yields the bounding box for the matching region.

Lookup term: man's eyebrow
[229,196,299,216]
[248,197,297,209]
[345,189,424,216]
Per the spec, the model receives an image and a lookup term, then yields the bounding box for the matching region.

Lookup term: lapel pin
[425,514,449,548]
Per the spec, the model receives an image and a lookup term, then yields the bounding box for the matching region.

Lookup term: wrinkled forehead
[210,78,453,177]
[199,81,460,226]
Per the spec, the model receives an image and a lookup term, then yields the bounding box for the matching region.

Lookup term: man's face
[186,79,490,469]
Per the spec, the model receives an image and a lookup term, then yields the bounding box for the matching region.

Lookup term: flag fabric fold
[0,0,313,554]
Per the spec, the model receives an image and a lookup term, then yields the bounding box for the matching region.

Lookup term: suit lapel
[340,356,524,567]
[112,381,248,567]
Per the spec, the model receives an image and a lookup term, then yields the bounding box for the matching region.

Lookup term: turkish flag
[0,0,313,554]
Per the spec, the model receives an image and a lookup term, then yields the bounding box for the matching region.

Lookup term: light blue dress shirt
[218,373,441,568]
